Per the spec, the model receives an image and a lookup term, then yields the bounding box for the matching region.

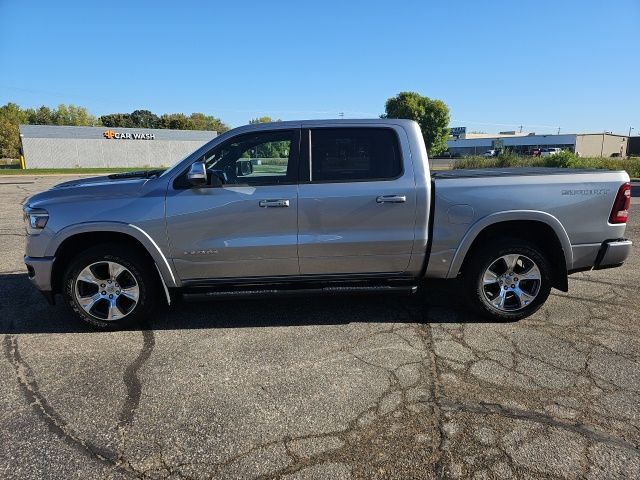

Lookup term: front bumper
[594,239,633,270]
[24,256,56,304]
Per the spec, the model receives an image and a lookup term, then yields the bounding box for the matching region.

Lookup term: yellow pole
[20,155,25,169]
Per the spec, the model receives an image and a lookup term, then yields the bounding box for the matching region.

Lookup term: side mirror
[187,162,207,187]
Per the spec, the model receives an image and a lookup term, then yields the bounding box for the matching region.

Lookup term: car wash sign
[103,130,155,140]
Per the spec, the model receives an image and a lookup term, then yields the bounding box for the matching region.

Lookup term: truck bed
[425,166,630,280]
[431,167,616,179]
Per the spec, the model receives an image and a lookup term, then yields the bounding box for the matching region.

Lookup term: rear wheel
[62,244,158,329]
[462,239,552,321]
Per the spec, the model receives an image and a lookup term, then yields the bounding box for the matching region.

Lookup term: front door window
[200,130,295,185]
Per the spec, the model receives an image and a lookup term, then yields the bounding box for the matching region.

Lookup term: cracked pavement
[1,175,638,479]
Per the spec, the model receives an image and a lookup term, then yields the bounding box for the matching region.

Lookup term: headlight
[23,208,49,234]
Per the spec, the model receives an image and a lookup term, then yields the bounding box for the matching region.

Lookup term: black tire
[462,238,552,322]
[62,243,159,329]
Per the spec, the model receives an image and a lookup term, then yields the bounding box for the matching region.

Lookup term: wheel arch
[449,212,571,292]
[49,223,177,301]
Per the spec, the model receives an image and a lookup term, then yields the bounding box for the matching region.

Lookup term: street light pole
[629,126,634,137]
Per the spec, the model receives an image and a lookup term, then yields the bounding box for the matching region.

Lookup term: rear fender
[447,210,573,279]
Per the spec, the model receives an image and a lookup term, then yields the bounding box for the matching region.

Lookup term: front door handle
[376,195,406,204]
[259,199,290,208]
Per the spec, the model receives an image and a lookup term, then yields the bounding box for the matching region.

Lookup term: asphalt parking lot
[1,176,639,479]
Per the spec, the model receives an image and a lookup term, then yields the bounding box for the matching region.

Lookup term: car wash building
[19,125,218,168]
[446,130,629,158]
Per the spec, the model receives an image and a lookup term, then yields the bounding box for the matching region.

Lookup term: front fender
[46,221,179,288]
[446,210,573,279]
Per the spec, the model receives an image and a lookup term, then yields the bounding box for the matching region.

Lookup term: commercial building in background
[19,125,217,168]
[446,129,629,157]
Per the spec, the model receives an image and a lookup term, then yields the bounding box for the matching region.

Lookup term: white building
[446,131,628,157]
[19,125,217,168]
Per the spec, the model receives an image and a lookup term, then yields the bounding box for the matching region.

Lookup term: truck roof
[228,118,419,131]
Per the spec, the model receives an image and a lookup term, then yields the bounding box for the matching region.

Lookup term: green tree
[160,113,191,130]
[51,104,99,126]
[247,116,289,158]
[249,116,274,124]
[100,110,229,132]
[383,91,450,156]
[100,113,133,128]
[204,116,229,133]
[130,109,160,129]
[1,102,100,158]
[189,112,229,133]
[0,102,27,158]
[24,106,55,125]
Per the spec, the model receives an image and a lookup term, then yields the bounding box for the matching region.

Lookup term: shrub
[452,153,640,178]
[453,154,544,169]
[541,150,576,167]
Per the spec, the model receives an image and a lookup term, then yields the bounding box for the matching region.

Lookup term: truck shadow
[0,273,487,334]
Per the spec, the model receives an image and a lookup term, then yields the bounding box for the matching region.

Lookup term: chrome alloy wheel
[74,261,140,321]
[481,254,541,312]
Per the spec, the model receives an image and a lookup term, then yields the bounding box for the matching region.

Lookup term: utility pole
[519,125,523,133]
[557,127,561,135]
[339,112,344,119]
[629,126,634,137]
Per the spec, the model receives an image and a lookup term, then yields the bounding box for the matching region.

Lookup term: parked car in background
[482,149,499,158]
[23,119,632,329]
[540,148,563,157]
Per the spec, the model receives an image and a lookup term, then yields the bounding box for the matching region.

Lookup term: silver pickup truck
[23,119,632,329]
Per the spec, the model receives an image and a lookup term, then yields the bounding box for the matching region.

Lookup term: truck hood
[51,175,126,189]
[25,174,161,209]
[51,169,166,190]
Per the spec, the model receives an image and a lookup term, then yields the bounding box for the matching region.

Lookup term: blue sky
[1,0,638,134]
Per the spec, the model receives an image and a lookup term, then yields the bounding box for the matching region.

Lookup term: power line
[451,118,560,129]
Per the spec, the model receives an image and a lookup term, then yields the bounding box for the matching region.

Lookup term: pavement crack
[550,292,624,307]
[571,275,636,290]
[118,327,156,429]
[2,326,160,478]
[3,333,128,473]
[440,400,639,454]
[423,323,447,479]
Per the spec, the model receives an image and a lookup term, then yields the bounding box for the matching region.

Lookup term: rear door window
[309,128,402,182]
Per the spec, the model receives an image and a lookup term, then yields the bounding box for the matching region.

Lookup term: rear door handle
[376,195,406,204]
[259,199,290,208]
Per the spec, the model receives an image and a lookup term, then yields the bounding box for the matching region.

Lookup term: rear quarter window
[310,128,402,182]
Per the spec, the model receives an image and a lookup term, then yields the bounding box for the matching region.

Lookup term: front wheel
[62,244,159,329]
[462,239,552,322]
